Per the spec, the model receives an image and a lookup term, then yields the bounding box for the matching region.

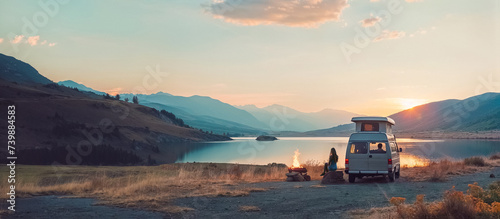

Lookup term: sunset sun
[399,98,427,110]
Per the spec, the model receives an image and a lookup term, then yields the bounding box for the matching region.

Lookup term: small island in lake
[256,135,278,141]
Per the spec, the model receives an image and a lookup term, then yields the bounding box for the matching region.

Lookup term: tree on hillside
[124,97,129,102]
[115,94,120,100]
[132,96,139,104]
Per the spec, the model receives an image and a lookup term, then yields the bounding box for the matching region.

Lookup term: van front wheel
[349,174,356,183]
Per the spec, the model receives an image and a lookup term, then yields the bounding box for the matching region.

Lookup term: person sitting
[376,143,385,153]
[320,147,339,176]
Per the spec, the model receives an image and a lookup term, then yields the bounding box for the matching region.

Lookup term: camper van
[344,117,402,183]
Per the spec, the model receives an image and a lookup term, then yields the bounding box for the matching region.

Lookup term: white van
[344,117,402,183]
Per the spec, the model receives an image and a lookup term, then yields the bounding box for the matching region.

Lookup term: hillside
[0,53,53,85]
[58,80,106,95]
[390,93,500,132]
[293,93,500,137]
[120,92,267,131]
[0,54,230,165]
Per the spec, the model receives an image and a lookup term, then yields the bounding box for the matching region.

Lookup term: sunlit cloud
[207,0,349,27]
[27,36,40,46]
[360,16,381,27]
[0,38,3,44]
[11,35,24,44]
[373,30,406,42]
[9,35,56,47]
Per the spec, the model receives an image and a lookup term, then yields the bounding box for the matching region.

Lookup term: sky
[0,0,499,116]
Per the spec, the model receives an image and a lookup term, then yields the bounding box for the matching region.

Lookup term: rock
[303,174,311,181]
[285,172,307,182]
[294,174,305,182]
[256,135,278,141]
[321,171,345,184]
[490,174,495,178]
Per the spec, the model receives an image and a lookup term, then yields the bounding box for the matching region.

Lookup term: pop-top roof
[351,117,395,125]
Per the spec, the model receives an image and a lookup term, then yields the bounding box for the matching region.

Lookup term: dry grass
[464,156,487,167]
[0,163,287,214]
[402,156,499,182]
[302,159,325,181]
[354,182,500,219]
[239,205,261,212]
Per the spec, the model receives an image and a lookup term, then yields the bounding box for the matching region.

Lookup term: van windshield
[350,142,367,154]
[369,142,386,153]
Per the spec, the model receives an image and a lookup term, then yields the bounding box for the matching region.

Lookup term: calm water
[175,137,500,168]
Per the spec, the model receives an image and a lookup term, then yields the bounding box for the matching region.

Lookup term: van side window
[390,143,397,152]
[369,142,386,153]
[361,123,379,131]
[350,142,367,154]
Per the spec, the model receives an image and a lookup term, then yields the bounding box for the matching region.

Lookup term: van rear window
[369,142,386,153]
[350,142,367,154]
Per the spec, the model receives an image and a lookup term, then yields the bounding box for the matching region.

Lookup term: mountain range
[0,53,230,165]
[58,80,362,134]
[301,93,500,137]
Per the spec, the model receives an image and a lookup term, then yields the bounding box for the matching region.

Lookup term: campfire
[286,149,311,182]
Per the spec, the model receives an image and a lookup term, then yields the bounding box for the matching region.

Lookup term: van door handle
[369,155,372,158]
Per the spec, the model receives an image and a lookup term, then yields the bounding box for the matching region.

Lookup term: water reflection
[174,137,500,167]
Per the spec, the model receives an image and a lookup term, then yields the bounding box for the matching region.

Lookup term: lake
[175,137,500,168]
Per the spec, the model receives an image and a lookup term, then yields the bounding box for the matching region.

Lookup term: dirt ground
[173,167,500,219]
[4,167,499,219]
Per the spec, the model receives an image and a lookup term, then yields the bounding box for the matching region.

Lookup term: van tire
[395,168,400,179]
[349,174,356,183]
[388,171,395,182]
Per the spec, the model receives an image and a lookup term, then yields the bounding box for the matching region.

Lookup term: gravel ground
[2,196,164,219]
[174,167,500,219]
[3,168,499,219]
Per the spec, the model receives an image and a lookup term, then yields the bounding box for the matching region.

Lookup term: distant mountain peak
[57,80,105,95]
[153,91,173,96]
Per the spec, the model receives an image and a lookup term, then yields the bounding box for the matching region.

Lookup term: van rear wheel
[349,174,356,183]
[395,169,400,179]
[388,171,395,182]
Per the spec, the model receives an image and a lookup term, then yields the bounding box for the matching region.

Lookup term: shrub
[490,153,500,160]
[464,157,486,167]
[389,182,500,219]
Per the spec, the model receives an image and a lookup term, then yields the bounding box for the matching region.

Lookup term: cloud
[11,35,25,44]
[373,30,406,42]
[27,36,40,46]
[207,0,349,27]
[48,43,57,47]
[360,17,381,27]
[0,38,3,44]
[41,40,47,45]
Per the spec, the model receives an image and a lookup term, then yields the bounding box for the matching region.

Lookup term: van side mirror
[399,148,403,152]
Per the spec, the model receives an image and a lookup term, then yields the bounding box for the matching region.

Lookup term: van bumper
[346,170,389,174]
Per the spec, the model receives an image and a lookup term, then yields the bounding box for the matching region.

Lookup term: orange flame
[291,149,302,168]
